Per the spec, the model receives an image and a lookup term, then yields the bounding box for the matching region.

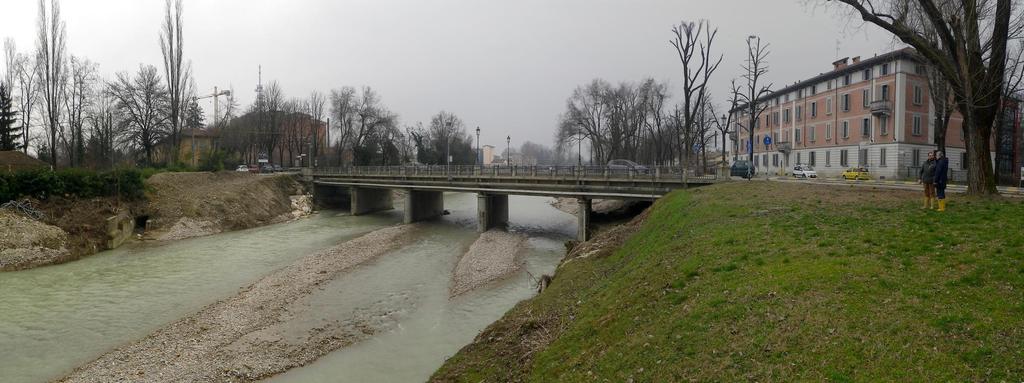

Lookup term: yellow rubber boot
[930,198,937,210]
[937,199,946,212]
[922,197,930,209]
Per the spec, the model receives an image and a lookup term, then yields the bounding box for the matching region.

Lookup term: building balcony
[870,100,892,116]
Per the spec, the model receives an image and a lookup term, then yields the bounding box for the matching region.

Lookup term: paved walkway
[736,175,1024,196]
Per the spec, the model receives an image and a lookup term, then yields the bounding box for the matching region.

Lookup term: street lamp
[475,126,481,168]
[577,130,583,166]
[506,135,511,166]
[445,120,453,175]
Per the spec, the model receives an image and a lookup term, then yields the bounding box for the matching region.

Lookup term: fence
[312,165,719,182]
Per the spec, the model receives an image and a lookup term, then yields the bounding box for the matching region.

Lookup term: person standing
[918,151,937,209]
[934,151,950,212]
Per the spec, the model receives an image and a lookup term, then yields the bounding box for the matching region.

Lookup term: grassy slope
[432,182,1024,382]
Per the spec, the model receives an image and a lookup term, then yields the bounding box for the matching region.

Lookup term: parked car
[730,160,755,179]
[606,159,649,174]
[247,164,259,173]
[792,164,818,179]
[272,164,283,172]
[842,167,871,180]
[235,165,249,172]
[260,164,275,173]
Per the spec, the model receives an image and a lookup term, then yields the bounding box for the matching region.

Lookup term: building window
[796,105,802,121]
[825,122,833,140]
[913,149,921,166]
[798,89,803,98]
[880,148,887,167]
[796,128,802,144]
[809,126,816,142]
[881,84,890,101]
[862,118,871,137]
[879,116,888,136]
[810,151,816,166]
[863,68,872,81]
[783,109,790,123]
[811,102,817,118]
[773,132,778,143]
[773,154,779,166]
[827,80,833,90]
[863,89,870,108]
[843,74,851,86]
[842,94,850,111]
[913,85,922,105]
[915,64,926,75]
[785,94,790,102]
[797,152,802,164]
[859,148,869,166]
[763,154,768,167]
[842,120,850,139]
[811,85,818,95]
[826,151,831,166]
[881,63,890,75]
[826,97,833,114]
[841,150,849,167]
[912,115,922,136]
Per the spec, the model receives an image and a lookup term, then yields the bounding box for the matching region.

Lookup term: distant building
[154,129,221,167]
[481,145,495,165]
[0,151,50,173]
[729,48,1021,182]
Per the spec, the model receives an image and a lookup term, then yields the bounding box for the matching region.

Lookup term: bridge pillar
[477,193,509,232]
[577,198,591,242]
[404,190,445,223]
[350,187,394,216]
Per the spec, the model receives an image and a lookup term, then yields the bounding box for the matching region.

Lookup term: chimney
[852,56,861,64]
[832,57,849,71]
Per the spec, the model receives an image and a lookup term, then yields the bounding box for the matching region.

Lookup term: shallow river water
[0,193,574,383]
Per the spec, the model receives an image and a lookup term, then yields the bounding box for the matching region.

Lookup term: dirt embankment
[450,230,528,297]
[0,211,72,271]
[59,224,419,383]
[145,172,311,241]
[550,197,646,217]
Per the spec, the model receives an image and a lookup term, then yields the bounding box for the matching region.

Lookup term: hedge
[0,168,146,202]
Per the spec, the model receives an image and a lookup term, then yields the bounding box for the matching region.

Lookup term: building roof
[730,48,922,114]
[0,151,50,172]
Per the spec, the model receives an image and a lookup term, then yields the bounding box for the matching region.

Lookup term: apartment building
[729,48,1018,181]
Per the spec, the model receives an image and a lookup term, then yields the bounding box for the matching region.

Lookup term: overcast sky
[0,0,898,149]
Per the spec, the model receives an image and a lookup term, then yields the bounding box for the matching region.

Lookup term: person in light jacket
[934,151,950,212]
[918,151,937,209]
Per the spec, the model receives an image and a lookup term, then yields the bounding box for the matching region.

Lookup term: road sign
[763,135,773,146]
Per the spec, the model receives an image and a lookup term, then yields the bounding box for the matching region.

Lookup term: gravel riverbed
[450,229,528,297]
[57,224,419,383]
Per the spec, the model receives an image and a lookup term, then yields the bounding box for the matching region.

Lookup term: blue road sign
[763,135,773,146]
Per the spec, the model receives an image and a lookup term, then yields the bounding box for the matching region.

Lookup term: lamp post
[577,130,583,167]
[475,126,481,169]
[506,135,511,166]
[445,120,453,175]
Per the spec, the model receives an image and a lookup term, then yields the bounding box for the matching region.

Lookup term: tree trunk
[962,110,998,195]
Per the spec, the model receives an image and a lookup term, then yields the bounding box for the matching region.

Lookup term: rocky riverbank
[450,229,528,297]
[0,210,71,271]
[58,224,419,383]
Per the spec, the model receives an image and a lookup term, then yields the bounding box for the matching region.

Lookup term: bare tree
[60,56,97,167]
[829,0,1019,194]
[308,90,326,162]
[107,65,169,165]
[671,20,723,182]
[330,86,358,166]
[735,36,773,166]
[2,39,15,91]
[15,52,39,154]
[36,0,67,166]
[160,0,191,165]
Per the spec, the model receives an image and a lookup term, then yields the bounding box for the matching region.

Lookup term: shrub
[0,168,146,202]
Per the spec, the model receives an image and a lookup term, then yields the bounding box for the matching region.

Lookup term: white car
[235,165,249,172]
[793,164,818,179]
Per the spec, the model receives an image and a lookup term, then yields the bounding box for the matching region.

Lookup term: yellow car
[842,167,871,180]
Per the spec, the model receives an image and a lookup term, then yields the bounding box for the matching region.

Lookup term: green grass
[431,182,1024,382]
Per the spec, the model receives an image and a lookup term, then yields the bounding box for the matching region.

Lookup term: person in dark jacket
[934,150,950,212]
[918,151,937,209]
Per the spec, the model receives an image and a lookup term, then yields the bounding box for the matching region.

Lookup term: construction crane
[191,87,232,166]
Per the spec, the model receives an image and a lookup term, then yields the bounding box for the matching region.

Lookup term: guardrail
[311,165,719,182]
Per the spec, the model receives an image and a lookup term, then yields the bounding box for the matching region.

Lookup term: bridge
[305,165,720,241]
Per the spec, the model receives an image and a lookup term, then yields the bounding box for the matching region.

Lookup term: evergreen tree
[0,83,22,151]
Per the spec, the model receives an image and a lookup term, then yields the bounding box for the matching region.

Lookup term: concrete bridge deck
[307,165,719,241]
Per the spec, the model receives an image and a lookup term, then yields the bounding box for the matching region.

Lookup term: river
[0,193,574,383]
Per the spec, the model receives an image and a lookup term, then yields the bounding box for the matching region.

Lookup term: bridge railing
[312,165,719,181]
